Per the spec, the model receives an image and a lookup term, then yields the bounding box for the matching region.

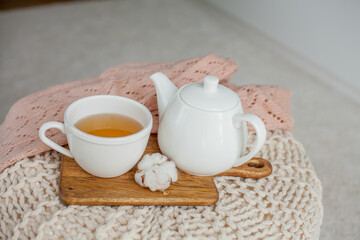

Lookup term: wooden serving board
[60,134,272,206]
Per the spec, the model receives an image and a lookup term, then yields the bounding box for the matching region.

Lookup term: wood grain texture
[60,134,272,206]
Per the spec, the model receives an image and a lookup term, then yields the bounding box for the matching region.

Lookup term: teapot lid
[180,76,239,111]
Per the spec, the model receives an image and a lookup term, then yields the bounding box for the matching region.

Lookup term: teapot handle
[232,113,266,167]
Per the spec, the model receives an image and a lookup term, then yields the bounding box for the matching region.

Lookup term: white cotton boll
[134,153,178,192]
[137,154,153,170]
[169,163,178,182]
[160,161,178,182]
[134,169,145,187]
[137,153,168,170]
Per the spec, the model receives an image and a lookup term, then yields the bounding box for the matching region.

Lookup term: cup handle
[232,113,266,167]
[39,121,73,158]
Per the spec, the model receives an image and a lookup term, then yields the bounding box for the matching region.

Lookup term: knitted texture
[0,131,323,240]
[0,54,294,173]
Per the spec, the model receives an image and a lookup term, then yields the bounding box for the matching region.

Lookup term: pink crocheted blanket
[0,54,294,173]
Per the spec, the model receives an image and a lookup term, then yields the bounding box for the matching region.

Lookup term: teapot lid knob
[203,76,219,92]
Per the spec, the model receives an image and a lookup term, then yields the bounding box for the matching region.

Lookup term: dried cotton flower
[135,153,178,192]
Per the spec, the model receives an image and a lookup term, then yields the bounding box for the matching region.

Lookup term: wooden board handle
[216,158,272,179]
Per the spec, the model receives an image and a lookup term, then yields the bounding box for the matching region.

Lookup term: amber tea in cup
[74,113,143,138]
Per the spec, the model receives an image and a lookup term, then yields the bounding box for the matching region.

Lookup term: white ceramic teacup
[39,95,153,178]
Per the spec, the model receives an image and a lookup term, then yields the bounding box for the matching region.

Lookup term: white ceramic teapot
[150,72,266,176]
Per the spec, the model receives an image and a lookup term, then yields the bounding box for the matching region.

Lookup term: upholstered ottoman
[0,130,322,239]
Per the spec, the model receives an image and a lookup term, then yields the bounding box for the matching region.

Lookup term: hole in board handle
[247,161,264,168]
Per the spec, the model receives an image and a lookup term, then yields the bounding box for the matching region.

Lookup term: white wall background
[206,0,360,96]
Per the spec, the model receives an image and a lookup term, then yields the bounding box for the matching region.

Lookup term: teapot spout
[150,72,178,119]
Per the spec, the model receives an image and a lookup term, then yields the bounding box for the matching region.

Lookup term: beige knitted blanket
[0,130,323,240]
